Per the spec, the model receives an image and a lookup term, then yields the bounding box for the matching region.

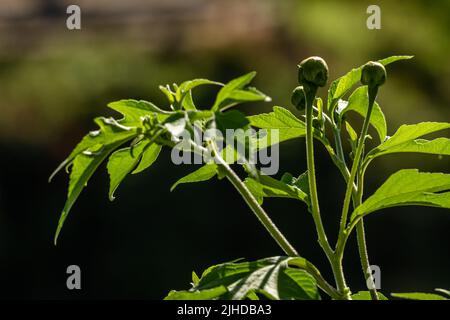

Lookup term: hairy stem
[336,87,379,300]
[305,89,350,299]
[338,87,377,239]
[355,170,379,300]
[305,91,333,258]
[214,154,299,257]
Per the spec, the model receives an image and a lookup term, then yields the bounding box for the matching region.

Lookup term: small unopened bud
[298,56,329,87]
[291,86,307,111]
[361,61,386,87]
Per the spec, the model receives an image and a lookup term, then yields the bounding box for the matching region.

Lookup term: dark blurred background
[0,0,449,299]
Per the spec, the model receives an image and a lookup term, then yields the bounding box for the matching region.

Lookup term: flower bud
[291,86,307,111]
[361,61,386,87]
[298,56,329,87]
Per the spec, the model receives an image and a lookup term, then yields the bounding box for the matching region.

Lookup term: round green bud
[291,86,307,111]
[298,56,329,87]
[361,61,386,87]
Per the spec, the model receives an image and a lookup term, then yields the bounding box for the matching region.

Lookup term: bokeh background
[0,0,449,299]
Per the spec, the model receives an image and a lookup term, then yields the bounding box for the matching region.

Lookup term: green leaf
[159,85,175,105]
[215,110,250,133]
[366,122,450,162]
[435,288,450,297]
[108,99,172,125]
[351,169,450,221]
[391,292,448,300]
[368,138,450,162]
[132,143,162,174]
[378,122,450,150]
[248,106,306,148]
[192,271,200,286]
[176,79,222,111]
[52,117,139,243]
[165,257,320,300]
[165,286,228,300]
[212,72,269,111]
[244,174,309,206]
[49,117,139,182]
[178,79,222,94]
[55,142,129,244]
[351,291,388,300]
[341,86,387,142]
[345,121,358,142]
[170,164,218,191]
[107,141,151,201]
[327,55,413,112]
[181,90,196,110]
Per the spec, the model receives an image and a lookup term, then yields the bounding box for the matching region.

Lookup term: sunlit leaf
[341,86,387,142]
[244,174,309,206]
[351,169,450,221]
[212,72,269,111]
[351,291,388,300]
[165,257,320,300]
[391,292,448,300]
[170,164,218,191]
[327,55,413,112]
[248,106,306,147]
[107,140,152,201]
[49,117,139,182]
[132,144,162,174]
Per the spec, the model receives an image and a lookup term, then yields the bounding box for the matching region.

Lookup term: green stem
[336,87,379,301]
[355,171,379,300]
[305,88,350,299]
[305,90,333,258]
[214,154,299,257]
[338,86,377,239]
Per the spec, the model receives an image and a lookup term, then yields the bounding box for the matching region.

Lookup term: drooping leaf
[107,140,152,201]
[170,164,218,191]
[351,291,388,300]
[49,117,139,182]
[327,55,413,112]
[391,292,448,300]
[132,144,162,174]
[165,257,320,300]
[53,117,140,243]
[340,86,387,142]
[248,106,306,147]
[55,141,130,244]
[351,169,450,221]
[244,174,309,206]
